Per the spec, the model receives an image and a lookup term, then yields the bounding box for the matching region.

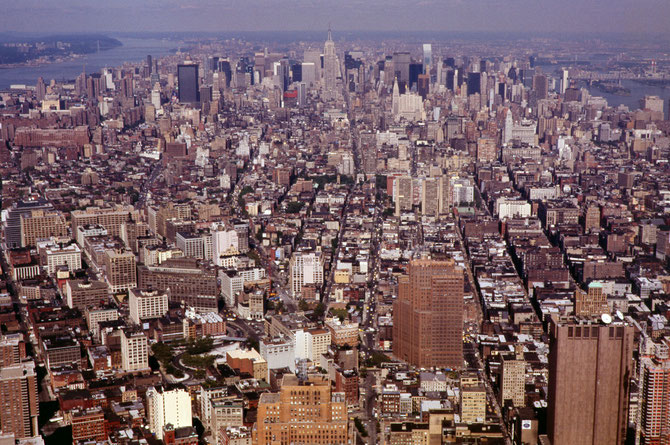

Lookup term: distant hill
[0,34,122,65]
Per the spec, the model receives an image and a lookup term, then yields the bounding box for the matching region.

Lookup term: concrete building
[500,356,526,407]
[547,317,634,445]
[146,386,192,440]
[43,242,82,274]
[253,375,348,445]
[71,205,138,238]
[393,259,464,369]
[20,210,68,247]
[120,329,149,372]
[104,249,137,293]
[226,349,268,381]
[65,279,108,311]
[0,361,39,439]
[637,337,670,445]
[260,337,296,373]
[289,251,324,299]
[129,288,168,325]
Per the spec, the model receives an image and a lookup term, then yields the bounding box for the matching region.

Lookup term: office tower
[71,205,138,238]
[298,82,307,107]
[289,251,324,299]
[533,73,548,100]
[177,64,200,104]
[467,72,481,95]
[560,68,569,95]
[301,62,316,85]
[409,63,423,89]
[120,75,133,98]
[129,288,168,325]
[212,224,239,266]
[35,77,46,101]
[503,109,513,145]
[323,27,338,98]
[500,355,526,407]
[254,375,348,445]
[641,95,665,119]
[291,62,302,82]
[0,334,26,367]
[65,279,108,311]
[417,74,429,99]
[217,59,232,87]
[147,55,152,74]
[575,282,607,317]
[547,317,634,445]
[0,361,39,439]
[422,43,432,75]
[422,178,439,217]
[460,375,486,424]
[637,337,670,445]
[103,249,137,293]
[151,87,161,109]
[393,259,464,369]
[476,137,497,162]
[137,258,218,313]
[445,69,456,91]
[146,386,192,440]
[393,52,411,85]
[19,209,68,247]
[4,199,52,248]
[394,175,413,216]
[120,328,149,372]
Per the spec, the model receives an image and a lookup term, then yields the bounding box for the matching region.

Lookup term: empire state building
[323,27,339,99]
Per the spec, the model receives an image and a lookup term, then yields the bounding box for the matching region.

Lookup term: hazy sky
[0,0,668,36]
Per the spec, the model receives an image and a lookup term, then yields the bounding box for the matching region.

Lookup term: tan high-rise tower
[393,259,464,369]
[547,317,634,445]
[0,361,39,439]
[253,375,348,445]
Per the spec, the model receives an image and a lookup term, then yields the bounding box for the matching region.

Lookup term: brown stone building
[393,259,464,369]
[253,375,348,445]
[0,362,39,439]
[547,317,634,445]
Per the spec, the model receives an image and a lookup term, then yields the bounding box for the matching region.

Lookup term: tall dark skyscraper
[147,55,152,74]
[409,63,423,90]
[533,73,548,100]
[547,317,634,445]
[393,259,464,369]
[467,72,481,95]
[177,64,200,104]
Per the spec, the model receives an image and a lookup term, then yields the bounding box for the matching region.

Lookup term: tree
[298,299,309,311]
[286,201,305,213]
[314,302,326,319]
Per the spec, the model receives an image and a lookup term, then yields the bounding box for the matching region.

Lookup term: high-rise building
[129,288,168,325]
[574,282,608,317]
[422,43,432,75]
[394,175,413,216]
[560,68,569,95]
[146,386,192,440]
[0,334,26,367]
[641,95,665,119]
[177,64,200,104]
[500,355,526,407]
[460,375,486,424]
[19,209,68,247]
[467,72,481,95]
[0,361,39,439]
[393,259,464,369]
[120,328,149,372]
[147,55,153,74]
[103,249,137,293]
[71,205,138,238]
[65,279,108,311]
[637,337,670,445]
[253,375,348,445]
[533,74,548,100]
[289,251,324,299]
[547,317,634,445]
[323,28,339,98]
[35,76,46,101]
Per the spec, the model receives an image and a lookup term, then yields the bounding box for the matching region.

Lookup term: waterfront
[583,78,670,110]
[0,37,176,89]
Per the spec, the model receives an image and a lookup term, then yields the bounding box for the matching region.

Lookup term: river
[0,37,177,89]
[582,79,670,110]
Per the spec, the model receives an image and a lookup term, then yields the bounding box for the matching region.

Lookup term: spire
[327,24,332,42]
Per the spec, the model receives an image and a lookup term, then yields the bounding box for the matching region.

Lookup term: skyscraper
[147,55,152,75]
[393,259,464,369]
[422,43,432,75]
[637,337,670,445]
[547,317,634,445]
[323,27,338,98]
[533,73,548,100]
[146,386,192,440]
[254,375,348,445]
[35,77,46,101]
[177,64,200,104]
[467,72,481,95]
[0,361,39,439]
[574,282,607,317]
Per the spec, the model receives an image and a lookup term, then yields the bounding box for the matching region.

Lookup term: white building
[212,224,239,266]
[129,288,168,325]
[220,268,266,308]
[43,243,82,274]
[120,329,148,372]
[260,337,296,372]
[496,198,532,220]
[146,386,192,440]
[289,251,324,298]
